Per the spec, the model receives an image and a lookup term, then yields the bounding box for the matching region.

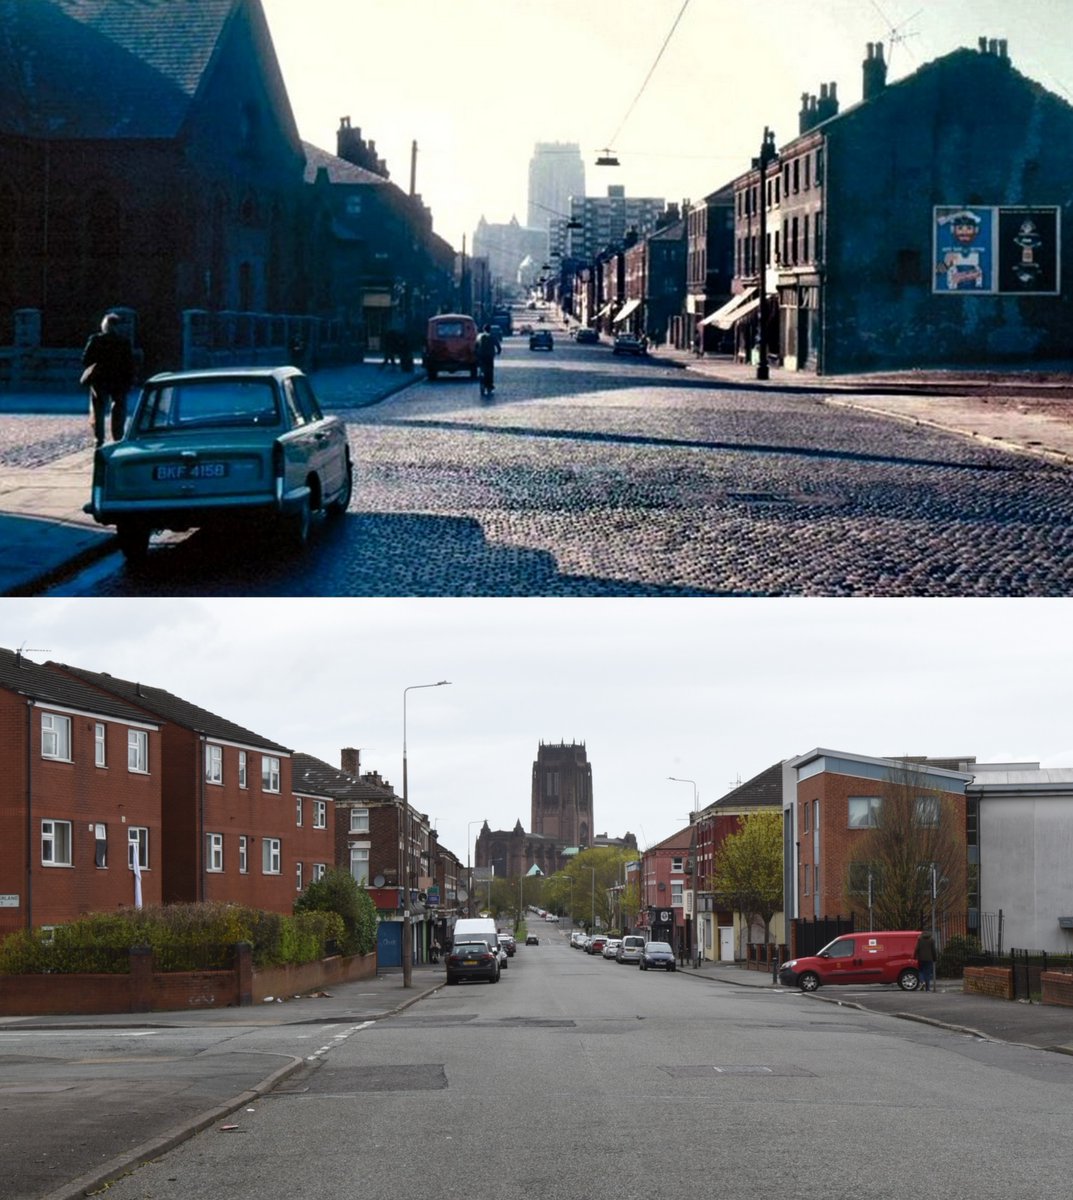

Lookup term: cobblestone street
[10,347,1073,596]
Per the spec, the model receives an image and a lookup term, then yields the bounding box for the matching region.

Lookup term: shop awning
[594,302,615,320]
[717,296,762,327]
[699,288,755,328]
[612,298,641,324]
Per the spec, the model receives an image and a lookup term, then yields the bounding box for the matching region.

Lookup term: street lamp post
[401,680,451,988]
[561,875,573,926]
[668,776,699,964]
[754,127,777,381]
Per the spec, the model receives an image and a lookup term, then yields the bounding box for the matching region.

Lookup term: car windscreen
[135,380,282,433]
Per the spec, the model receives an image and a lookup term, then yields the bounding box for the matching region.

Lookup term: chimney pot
[979,36,988,52]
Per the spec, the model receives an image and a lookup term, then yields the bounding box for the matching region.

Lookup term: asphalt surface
[4,952,1073,1200]
[3,343,1073,596]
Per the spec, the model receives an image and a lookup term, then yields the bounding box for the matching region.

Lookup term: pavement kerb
[821,393,1073,468]
[37,1053,307,1200]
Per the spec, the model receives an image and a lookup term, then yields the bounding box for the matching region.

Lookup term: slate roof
[0,647,158,724]
[303,142,389,187]
[292,752,398,803]
[0,0,236,139]
[51,661,290,753]
[705,762,784,812]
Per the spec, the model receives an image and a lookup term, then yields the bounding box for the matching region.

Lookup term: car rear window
[136,380,281,433]
[431,321,467,338]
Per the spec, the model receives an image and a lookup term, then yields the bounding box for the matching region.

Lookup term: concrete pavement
[3,350,1073,595]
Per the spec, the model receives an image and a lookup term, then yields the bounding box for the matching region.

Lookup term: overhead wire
[604,0,692,152]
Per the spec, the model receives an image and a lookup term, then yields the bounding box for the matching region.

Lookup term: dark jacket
[82,330,134,392]
[915,932,936,962]
[475,331,496,363]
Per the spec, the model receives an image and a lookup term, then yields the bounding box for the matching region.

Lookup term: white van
[452,918,507,969]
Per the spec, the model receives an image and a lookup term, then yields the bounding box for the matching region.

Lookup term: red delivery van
[778,930,922,992]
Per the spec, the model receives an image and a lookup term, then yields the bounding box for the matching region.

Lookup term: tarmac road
[4,955,1073,1200]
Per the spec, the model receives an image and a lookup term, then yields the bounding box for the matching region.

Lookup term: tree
[711,811,783,953]
[294,868,377,956]
[545,847,635,929]
[846,760,966,931]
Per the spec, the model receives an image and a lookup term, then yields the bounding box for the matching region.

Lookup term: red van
[423,314,477,381]
[778,930,921,992]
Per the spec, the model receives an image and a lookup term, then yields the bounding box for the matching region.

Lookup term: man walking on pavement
[82,312,134,447]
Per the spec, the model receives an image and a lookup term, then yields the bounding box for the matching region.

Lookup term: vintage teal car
[84,366,352,561]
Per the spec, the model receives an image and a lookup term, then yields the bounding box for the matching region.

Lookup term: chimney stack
[341,747,361,777]
[862,41,888,101]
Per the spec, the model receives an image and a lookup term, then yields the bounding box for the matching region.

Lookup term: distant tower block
[531,741,593,847]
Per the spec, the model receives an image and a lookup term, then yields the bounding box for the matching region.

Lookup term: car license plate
[462,958,477,965]
[153,462,229,481]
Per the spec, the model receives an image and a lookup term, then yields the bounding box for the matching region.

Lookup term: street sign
[0,895,19,907]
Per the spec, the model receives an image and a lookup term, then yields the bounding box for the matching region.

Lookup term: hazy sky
[6,598,1073,866]
[260,0,1073,250]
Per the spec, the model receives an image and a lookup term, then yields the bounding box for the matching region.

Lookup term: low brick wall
[964,965,1014,1001]
[1041,970,1073,1008]
[0,949,376,1016]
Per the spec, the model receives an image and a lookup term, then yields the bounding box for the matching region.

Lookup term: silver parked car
[84,366,352,561]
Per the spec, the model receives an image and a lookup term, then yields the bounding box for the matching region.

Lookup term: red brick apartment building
[788,749,970,923]
[0,648,164,937]
[49,662,332,914]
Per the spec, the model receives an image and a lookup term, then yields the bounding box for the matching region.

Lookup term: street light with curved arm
[401,680,451,988]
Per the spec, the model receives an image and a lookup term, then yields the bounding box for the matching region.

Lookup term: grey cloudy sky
[5,598,1071,865]
[260,0,1073,248]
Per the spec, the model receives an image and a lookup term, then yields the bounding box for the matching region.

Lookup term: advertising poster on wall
[997,208,1059,293]
[933,206,1060,295]
[934,206,993,291]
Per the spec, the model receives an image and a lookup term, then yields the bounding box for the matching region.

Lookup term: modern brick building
[48,662,328,915]
[0,648,164,938]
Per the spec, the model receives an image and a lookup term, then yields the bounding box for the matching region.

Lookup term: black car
[639,940,676,971]
[529,329,554,351]
[612,332,647,356]
[525,934,539,945]
[573,327,598,344]
[445,940,500,985]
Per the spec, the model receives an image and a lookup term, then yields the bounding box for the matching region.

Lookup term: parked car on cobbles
[84,366,351,562]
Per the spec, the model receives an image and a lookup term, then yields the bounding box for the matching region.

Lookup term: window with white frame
[349,845,370,886]
[128,826,149,870]
[205,743,223,784]
[262,838,281,874]
[94,823,107,868]
[207,833,224,872]
[349,808,369,833]
[313,799,327,829]
[296,862,303,891]
[313,862,327,882]
[41,712,71,760]
[671,856,684,873]
[94,723,106,767]
[296,797,303,826]
[238,751,248,789]
[803,863,811,895]
[239,835,248,874]
[848,796,882,829]
[262,756,280,793]
[41,818,72,865]
[670,881,684,907]
[128,729,148,773]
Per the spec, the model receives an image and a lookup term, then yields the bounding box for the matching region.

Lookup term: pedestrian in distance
[475,323,497,396]
[81,312,134,447]
[915,930,937,991]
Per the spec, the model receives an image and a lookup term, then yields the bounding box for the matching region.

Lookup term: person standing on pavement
[915,930,937,991]
[81,312,134,447]
[475,323,497,395]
